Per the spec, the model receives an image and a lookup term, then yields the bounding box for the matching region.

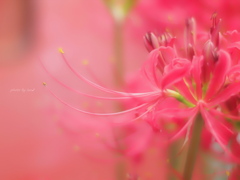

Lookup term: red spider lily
[42,15,240,163]
[141,15,240,161]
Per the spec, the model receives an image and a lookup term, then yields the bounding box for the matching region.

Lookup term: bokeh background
[1,0,240,179]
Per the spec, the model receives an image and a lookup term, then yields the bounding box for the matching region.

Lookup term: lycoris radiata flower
[42,14,240,164]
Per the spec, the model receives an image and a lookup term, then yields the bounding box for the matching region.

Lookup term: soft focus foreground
[1,0,240,180]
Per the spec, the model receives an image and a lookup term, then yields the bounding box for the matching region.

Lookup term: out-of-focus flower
[102,0,138,23]
[130,0,240,37]
[0,0,123,180]
[0,0,35,63]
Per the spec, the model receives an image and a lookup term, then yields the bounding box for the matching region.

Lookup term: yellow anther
[42,82,47,86]
[73,145,80,151]
[226,171,230,176]
[81,60,89,65]
[58,48,64,54]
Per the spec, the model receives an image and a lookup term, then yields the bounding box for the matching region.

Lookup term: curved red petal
[208,82,240,106]
[205,50,231,101]
[161,58,191,89]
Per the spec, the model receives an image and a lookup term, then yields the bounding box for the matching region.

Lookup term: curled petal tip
[186,17,196,31]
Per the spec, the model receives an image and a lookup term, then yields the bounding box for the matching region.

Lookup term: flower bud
[159,32,175,47]
[203,40,218,63]
[210,13,221,47]
[185,17,196,45]
[185,18,196,59]
[143,32,159,52]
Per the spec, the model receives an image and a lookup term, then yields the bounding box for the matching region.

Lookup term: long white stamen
[61,54,162,97]
[45,85,153,116]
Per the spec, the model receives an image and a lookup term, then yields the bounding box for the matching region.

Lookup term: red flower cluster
[43,15,240,164]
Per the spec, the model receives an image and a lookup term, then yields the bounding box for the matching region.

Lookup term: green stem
[183,114,204,180]
[113,21,124,88]
[112,13,126,180]
[116,159,127,180]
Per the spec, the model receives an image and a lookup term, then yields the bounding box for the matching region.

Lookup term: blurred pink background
[1,0,240,179]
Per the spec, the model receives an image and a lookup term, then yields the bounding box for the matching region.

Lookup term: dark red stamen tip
[143,32,159,52]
